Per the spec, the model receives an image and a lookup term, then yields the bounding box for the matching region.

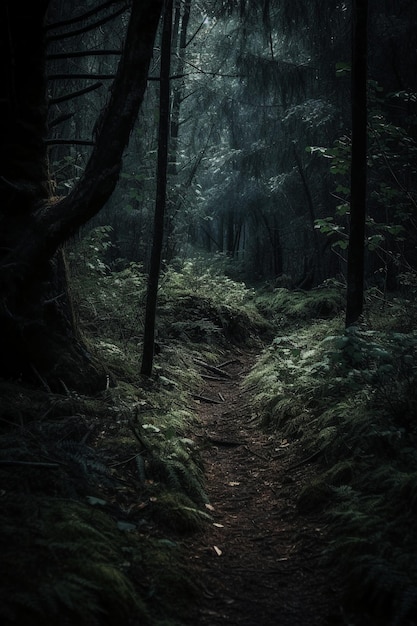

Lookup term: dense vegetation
[1,0,417,624]
[246,287,417,625]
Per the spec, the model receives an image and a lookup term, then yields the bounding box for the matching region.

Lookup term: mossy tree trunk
[0,0,163,387]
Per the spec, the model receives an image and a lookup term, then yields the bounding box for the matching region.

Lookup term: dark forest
[1,1,417,624]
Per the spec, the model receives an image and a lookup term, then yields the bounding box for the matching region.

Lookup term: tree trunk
[345,0,368,327]
[0,0,163,385]
[169,0,192,174]
[141,0,174,377]
[293,146,322,285]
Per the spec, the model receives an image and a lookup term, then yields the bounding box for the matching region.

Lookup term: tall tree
[141,0,174,377]
[345,0,368,326]
[0,0,163,383]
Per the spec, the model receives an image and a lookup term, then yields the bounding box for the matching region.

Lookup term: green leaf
[335,61,351,75]
[333,239,349,250]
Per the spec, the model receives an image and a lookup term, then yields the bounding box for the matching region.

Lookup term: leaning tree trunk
[345,0,368,327]
[0,0,163,386]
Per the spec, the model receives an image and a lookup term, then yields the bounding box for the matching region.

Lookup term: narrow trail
[184,348,344,626]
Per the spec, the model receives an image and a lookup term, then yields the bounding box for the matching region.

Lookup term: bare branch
[46,139,95,146]
[48,73,116,80]
[47,49,122,60]
[46,5,128,43]
[1,0,164,308]
[48,113,74,128]
[49,82,103,104]
[46,0,127,30]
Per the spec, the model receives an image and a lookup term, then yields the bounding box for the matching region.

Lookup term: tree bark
[141,0,174,377]
[0,0,164,381]
[345,0,368,327]
[1,0,163,301]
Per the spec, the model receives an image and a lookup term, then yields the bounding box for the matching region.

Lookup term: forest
[1,0,417,624]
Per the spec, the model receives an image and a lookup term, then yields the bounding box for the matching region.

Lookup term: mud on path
[183,348,344,626]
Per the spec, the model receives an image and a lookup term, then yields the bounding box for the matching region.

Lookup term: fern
[149,491,211,533]
[0,495,153,626]
[243,293,417,625]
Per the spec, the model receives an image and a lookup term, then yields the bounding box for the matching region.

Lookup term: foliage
[1,232,248,625]
[311,85,417,285]
[244,287,417,624]
[0,497,150,626]
[0,375,201,625]
[254,282,345,326]
[68,226,147,344]
[158,256,270,344]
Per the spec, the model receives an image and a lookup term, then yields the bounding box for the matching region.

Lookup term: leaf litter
[182,349,345,626]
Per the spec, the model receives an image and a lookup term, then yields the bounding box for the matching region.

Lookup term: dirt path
[184,348,344,626]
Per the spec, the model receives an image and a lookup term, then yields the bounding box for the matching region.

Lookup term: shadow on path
[183,348,344,626]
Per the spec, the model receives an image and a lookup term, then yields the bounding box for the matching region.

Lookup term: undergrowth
[0,227,271,625]
[244,289,417,626]
[254,280,345,325]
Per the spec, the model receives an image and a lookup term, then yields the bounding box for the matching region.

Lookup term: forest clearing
[1,1,417,625]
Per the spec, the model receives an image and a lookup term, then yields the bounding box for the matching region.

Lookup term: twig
[218,358,239,368]
[218,392,225,402]
[109,453,144,468]
[287,449,323,471]
[194,359,232,378]
[201,374,227,382]
[0,460,61,468]
[192,394,222,405]
[30,364,51,393]
[244,445,270,462]
[208,438,243,447]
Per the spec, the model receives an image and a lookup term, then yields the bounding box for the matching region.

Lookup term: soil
[183,347,345,626]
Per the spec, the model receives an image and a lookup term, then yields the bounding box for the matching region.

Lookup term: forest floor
[182,347,345,626]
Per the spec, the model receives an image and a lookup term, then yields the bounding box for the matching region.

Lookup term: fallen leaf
[205,503,215,511]
[213,523,224,528]
[213,546,222,556]
[228,481,240,486]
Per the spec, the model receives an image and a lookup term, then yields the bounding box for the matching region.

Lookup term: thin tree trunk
[141,0,173,377]
[170,0,191,173]
[345,0,368,327]
[163,0,192,261]
[293,146,322,284]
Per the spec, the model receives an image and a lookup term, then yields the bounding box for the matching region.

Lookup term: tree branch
[48,113,74,128]
[46,139,95,146]
[1,0,164,295]
[47,50,122,60]
[46,0,127,30]
[48,73,116,80]
[46,5,129,42]
[49,82,103,104]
